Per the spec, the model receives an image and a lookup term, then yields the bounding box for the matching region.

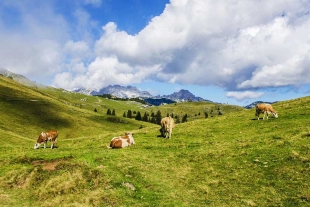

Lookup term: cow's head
[34,133,44,149]
[273,112,278,118]
[124,132,135,144]
[125,132,134,137]
[34,143,41,149]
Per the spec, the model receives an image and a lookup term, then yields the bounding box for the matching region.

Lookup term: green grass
[0,75,310,206]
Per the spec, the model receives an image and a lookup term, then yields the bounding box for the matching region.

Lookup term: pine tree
[107,109,111,115]
[182,114,188,123]
[150,116,156,124]
[112,109,116,116]
[123,112,126,117]
[127,109,132,118]
[135,111,142,120]
[155,110,162,125]
[142,112,148,122]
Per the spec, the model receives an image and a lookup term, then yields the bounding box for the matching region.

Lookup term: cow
[160,116,175,139]
[34,130,58,149]
[109,132,135,149]
[255,103,278,120]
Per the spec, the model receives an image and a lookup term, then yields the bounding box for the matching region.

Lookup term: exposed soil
[31,159,63,171]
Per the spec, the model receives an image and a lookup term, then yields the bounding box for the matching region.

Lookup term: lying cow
[34,130,58,149]
[160,116,175,139]
[255,103,278,120]
[109,132,135,149]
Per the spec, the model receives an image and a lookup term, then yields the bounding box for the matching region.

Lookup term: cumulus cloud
[1,0,310,101]
[0,0,68,82]
[54,0,310,92]
[226,91,264,101]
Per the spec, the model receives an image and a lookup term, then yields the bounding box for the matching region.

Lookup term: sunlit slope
[0,75,154,146]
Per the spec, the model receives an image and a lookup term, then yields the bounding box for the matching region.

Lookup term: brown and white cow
[160,116,175,139]
[109,132,135,149]
[34,130,58,149]
[255,103,278,120]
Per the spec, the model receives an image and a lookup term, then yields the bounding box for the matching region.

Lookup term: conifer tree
[143,112,148,122]
[155,110,162,125]
[127,109,132,118]
[107,109,111,115]
[135,111,142,120]
[182,114,188,123]
[150,116,156,124]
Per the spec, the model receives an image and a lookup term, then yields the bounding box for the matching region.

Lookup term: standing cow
[160,116,175,139]
[34,130,58,149]
[255,103,278,120]
[109,132,135,149]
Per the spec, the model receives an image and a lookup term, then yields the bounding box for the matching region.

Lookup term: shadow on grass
[302,133,310,138]
[1,86,72,129]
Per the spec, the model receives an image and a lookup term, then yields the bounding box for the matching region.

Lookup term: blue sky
[0,0,310,106]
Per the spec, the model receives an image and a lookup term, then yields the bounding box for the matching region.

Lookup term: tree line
[104,107,223,125]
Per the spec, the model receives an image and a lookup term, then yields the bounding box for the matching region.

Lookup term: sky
[0,0,310,106]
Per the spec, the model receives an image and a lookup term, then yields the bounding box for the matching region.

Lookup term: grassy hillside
[0,75,310,206]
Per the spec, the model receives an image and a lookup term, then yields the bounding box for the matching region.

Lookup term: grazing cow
[160,116,175,139]
[255,103,278,120]
[34,130,58,149]
[109,132,135,149]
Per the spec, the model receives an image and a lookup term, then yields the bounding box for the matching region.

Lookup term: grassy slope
[0,75,310,206]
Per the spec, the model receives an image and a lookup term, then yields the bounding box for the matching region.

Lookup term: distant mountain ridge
[74,86,207,105]
[74,85,152,99]
[244,101,278,109]
[155,89,206,102]
[0,68,44,88]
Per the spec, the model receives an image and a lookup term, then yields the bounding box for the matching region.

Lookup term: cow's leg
[162,128,166,137]
[43,141,47,149]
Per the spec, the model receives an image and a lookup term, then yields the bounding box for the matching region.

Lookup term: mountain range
[74,86,206,105]
[243,101,278,109]
[0,68,275,107]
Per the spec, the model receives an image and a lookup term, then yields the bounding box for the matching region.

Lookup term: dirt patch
[32,159,64,171]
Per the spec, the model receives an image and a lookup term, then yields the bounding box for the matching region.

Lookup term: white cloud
[226,91,264,101]
[64,40,90,59]
[1,0,310,101]
[57,0,310,92]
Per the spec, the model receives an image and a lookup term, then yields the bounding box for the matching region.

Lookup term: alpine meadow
[0,75,310,207]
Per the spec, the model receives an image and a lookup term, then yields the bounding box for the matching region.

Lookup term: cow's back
[110,138,123,148]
